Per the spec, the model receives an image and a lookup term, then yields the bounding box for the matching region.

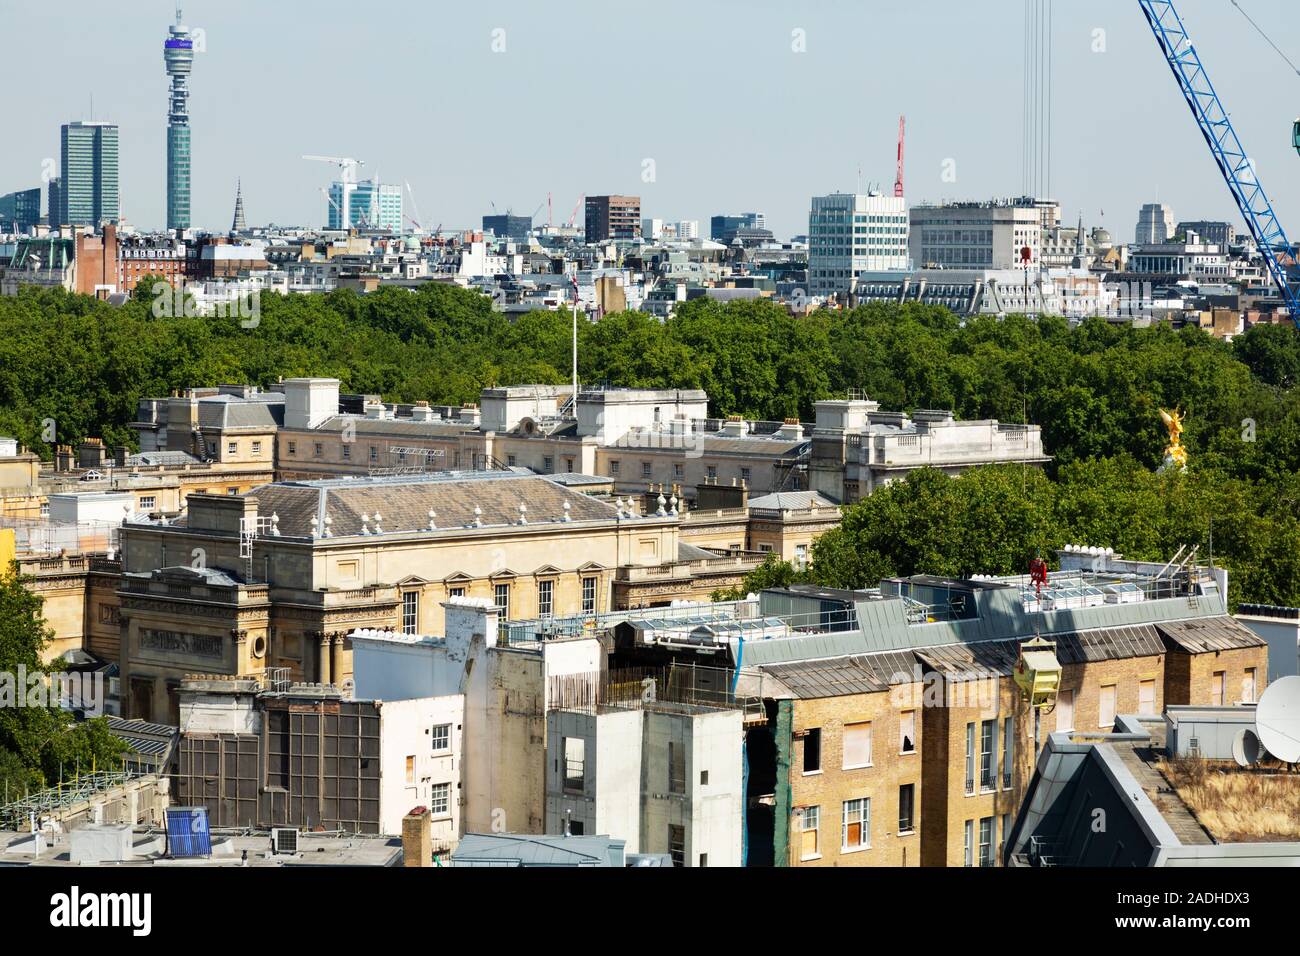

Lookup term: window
[1001,718,1014,790]
[899,711,916,754]
[842,798,870,851]
[342,444,351,460]
[431,723,450,752]
[700,770,709,786]
[563,737,585,793]
[797,806,820,860]
[581,576,597,613]
[979,816,994,867]
[842,722,872,769]
[494,583,510,619]
[314,442,323,457]
[699,853,708,867]
[979,719,996,791]
[537,579,553,618]
[669,741,685,794]
[405,755,415,785]
[673,463,683,479]
[1099,684,1117,728]
[706,465,718,481]
[965,722,976,794]
[802,728,821,773]
[1211,671,1226,707]
[740,467,751,483]
[898,784,915,833]
[1139,679,1156,716]
[402,591,419,634]
[226,487,239,496]
[430,782,450,816]
[963,819,974,867]
[448,586,465,599]
[506,454,516,467]
[543,456,553,473]
[226,441,237,455]
[288,441,297,455]
[641,462,652,478]
[1056,688,1075,732]
[251,440,262,455]
[1243,668,1258,704]
[794,545,808,569]
[564,458,574,473]
[609,460,620,476]
[759,543,774,553]
[139,496,156,511]
[669,824,686,867]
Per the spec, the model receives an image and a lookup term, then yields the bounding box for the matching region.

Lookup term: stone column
[231,628,248,675]
[316,631,332,684]
[330,632,346,688]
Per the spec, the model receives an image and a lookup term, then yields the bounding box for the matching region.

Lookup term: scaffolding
[0,768,143,831]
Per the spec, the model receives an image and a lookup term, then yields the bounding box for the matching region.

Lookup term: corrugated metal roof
[1157,617,1267,653]
[761,658,889,698]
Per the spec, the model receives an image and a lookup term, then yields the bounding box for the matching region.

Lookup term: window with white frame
[842,722,872,769]
[537,579,554,618]
[965,722,976,794]
[979,719,996,790]
[1139,679,1156,715]
[430,782,450,816]
[798,806,820,860]
[431,723,450,753]
[402,591,419,635]
[494,583,510,619]
[139,496,156,511]
[899,710,916,753]
[963,819,974,867]
[1001,717,1014,790]
[581,576,597,613]
[979,816,994,867]
[842,797,870,851]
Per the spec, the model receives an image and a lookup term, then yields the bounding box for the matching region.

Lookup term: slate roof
[243,472,627,538]
[747,490,839,511]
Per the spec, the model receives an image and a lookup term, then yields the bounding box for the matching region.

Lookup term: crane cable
[1231,0,1300,78]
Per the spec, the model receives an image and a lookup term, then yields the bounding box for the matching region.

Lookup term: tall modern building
[328,179,402,231]
[483,213,533,241]
[809,192,909,295]
[710,212,765,244]
[164,10,195,231]
[0,188,42,231]
[1136,203,1175,245]
[56,122,119,227]
[585,195,640,241]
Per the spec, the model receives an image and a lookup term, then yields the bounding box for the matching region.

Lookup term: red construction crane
[894,115,906,199]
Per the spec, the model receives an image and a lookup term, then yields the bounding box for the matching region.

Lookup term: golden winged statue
[1159,408,1187,471]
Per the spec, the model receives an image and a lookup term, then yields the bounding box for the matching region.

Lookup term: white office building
[909,198,1052,271]
[808,192,910,295]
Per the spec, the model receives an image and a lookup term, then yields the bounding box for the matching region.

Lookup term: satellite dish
[1232,727,1263,767]
[1255,675,1300,764]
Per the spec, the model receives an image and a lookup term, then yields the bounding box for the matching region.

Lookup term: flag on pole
[570,270,580,303]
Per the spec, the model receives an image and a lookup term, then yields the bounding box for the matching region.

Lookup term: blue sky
[4,0,1299,240]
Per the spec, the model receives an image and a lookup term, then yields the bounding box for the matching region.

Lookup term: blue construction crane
[1139,0,1300,324]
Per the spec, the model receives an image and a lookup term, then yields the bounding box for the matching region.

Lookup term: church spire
[231,178,246,233]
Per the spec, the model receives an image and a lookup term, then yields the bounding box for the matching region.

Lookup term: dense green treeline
[4,282,1300,482]
[4,280,1300,606]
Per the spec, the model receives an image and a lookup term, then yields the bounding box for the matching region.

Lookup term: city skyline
[2,1,1299,240]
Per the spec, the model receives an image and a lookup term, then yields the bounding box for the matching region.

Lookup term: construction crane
[567,194,585,229]
[1139,0,1300,325]
[894,115,906,199]
[404,181,424,232]
[302,155,364,229]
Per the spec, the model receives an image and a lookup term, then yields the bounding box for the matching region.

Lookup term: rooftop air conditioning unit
[270,828,299,855]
